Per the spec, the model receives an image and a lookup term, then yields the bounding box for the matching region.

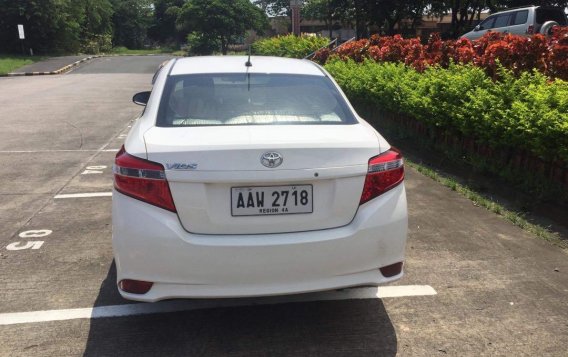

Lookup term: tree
[491,0,568,10]
[0,0,116,54]
[366,0,428,36]
[303,0,429,39]
[426,0,490,37]
[303,0,336,37]
[253,0,291,16]
[177,0,269,55]
[303,0,355,38]
[81,0,114,53]
[111,0,152,49]
[148,0,186,45]
[0,0,84,54]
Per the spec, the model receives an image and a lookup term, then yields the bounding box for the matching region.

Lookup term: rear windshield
[156,73,357,127]
[536,8,567,25]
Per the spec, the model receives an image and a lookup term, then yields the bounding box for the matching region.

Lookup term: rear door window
[511,10,529,25]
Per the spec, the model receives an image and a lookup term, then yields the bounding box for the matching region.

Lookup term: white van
[461,6,567,41]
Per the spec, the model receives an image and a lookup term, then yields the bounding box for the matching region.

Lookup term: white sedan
[112,56,408,302]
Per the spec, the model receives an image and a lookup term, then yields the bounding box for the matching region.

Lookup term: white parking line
[0,149,107,153]
[0,149,119,154]
[0,285,436,325]
[374,285,437,298]
[54,192,112,199]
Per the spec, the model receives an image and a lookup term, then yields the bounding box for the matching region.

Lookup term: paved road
[0,56,567,356]
[14,55,88,73]
[70,55,170,74]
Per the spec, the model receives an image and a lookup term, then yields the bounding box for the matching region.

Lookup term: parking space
[0,57,160,320]
[0,56,567,356]
[55,150,118,195]
[1,197,114,313]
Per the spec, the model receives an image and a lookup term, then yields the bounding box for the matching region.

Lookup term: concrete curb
[1,55,102,77]
[1,53,174,77]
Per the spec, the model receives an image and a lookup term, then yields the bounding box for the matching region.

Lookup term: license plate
[231,185,313,216]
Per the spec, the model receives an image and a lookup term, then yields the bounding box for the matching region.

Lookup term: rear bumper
[112,184,408,302]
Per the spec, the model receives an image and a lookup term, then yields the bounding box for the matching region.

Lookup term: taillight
[113,146,177,212]
[527,25,534,34]
[360,148,404,205]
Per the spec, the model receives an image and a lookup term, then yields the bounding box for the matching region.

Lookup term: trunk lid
[144,124,381,234]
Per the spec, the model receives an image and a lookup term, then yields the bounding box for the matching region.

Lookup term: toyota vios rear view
[112,56,408,302]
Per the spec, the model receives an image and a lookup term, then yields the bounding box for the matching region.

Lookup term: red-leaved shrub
[312,30,568,80]
[333,39,370,62]
[547,26,568,80]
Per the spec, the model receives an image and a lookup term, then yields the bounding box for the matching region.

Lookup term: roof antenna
[245,45,252,67]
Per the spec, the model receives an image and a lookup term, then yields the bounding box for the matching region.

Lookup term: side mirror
[133,91,151,106]
[474,25,480,31]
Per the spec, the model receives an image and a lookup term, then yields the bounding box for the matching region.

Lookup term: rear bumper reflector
[118,279,154,294]
[379,262,403,277]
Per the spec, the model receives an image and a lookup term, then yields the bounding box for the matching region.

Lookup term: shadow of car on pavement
[83,262,398,356]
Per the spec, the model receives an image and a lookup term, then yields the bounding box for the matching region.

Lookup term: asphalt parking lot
[0,55,567,356]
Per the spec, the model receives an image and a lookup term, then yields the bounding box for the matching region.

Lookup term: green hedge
[253,35,328,59]
[325,60,568,163]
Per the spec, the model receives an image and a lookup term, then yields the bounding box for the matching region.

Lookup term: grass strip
[0,55,46,74]
[406,159,567,251]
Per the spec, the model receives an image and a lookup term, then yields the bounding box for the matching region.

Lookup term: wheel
[540,21,559,35]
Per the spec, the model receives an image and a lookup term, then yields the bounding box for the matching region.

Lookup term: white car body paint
[113,56,408,301]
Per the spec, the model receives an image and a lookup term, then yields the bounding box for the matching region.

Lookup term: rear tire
[540,21,559,35]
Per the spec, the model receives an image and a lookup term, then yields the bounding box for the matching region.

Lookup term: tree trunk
[328,7,333,39]
[450,1,460,38]
[354,0,360,39]
[468,0,480,26]
[221,36,227,55]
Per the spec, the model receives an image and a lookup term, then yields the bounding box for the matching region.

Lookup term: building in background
[269,12,489,41]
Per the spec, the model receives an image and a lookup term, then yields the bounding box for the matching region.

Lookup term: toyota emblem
[261,152,283,168]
